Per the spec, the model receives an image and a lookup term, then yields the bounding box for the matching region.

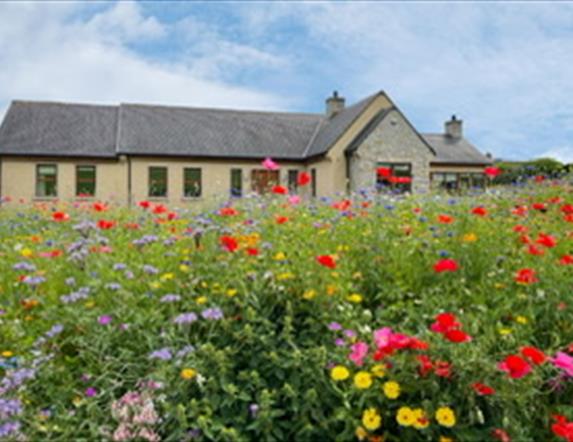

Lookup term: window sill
[181,197,203,202]
[147,197,169,201]
[33,197,58,202]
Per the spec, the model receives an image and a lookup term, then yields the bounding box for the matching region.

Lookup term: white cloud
[0,2,285,118]
[539,147,573,164]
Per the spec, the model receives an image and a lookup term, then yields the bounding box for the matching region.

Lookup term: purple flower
[149,348,172,361]
[160,294,181,303]
[45,324,64,338]
[22,275,45,286]
[249,403,259,418]
[98,315,113,325]
[113,263,127,271]
[0,398,23,420]
[328,322,342,331]
[142,265,159,275]
[334,338,346,347]
[343,329,357,338]
[13,262,36,272]
[85,387,97,397]
[0,421,21,438]
[201,308,224,320]
[173,312,198,324]
[176,345,195,358]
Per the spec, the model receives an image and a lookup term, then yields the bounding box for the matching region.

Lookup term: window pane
[76,166,96,197]
[311,168,317,197]
[376,162,412,193]
[184,168,201,197]
[149,167,167,197]
[36,165,57,197]
[288,170,298,192]
[230,169,242,197]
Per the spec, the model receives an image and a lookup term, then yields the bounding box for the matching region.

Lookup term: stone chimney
[326,91,345,118]
[445,114,462,139]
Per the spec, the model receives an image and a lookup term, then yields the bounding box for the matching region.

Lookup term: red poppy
[138,201,151,209]
[519,234,532,245]
[433,259,459,273]
[438,214,454,224]
[97,219,115,230]
[492,428,511,442]
[376,167,392,177]
[275,216,289,224]
[515,268,538,284]
[498,354,532,378]
[472,382,496,396]
[552,415,573,442]
[565,214,573,223]
[220,236,239,252]
[430,313,460,333]
[434,360,453,378]
[219,207,239,216]
[297,171,311,186]
[513,224,528,233]
[444,329,472,343]
[272,185,288,195]
[560,255,573,265]
[52,211,70,222]
[316,255,336,269]
[153,204,168,214]
[471,206,488,216]
[417,354,433,377]
[520,346,546,365]
[532,202,547,211]
[526,245,545,256]
[536,233,557,248]
[93,202,108,212]
[534,175,545,183]
[332,199,352,211]
[484,167,501,177]
[246,248,259,256]
[511,206,528,216]
[561,204,573,215]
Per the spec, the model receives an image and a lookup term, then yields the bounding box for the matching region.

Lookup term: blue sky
[1,1,572,162]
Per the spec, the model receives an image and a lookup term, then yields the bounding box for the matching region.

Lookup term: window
[230,169,242,197]
[251,169,279,194]
[76,165,96,197]
[183,168,202,198]
[431,172,485,192]
[431,172,458,191]
[311,168,317,197]
[377,162,412,193]
[36,164,57,197]
[288,170,299,192]
[149,167,168,197]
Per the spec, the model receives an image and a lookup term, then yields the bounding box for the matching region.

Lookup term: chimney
[445,114,462,139]
[326,90,345,118]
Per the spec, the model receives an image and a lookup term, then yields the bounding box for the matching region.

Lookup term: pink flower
[348,341,369,366]
[262,157,279,171]
[551,352,573,376]
[98,315,113,325]
[288,195,301,205]
[85,387,97,397]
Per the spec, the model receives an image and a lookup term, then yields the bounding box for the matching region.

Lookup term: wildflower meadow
[2,168,573,441]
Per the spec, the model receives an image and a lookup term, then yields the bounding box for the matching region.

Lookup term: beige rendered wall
[128,157,308,207]
[430,164,488,174]
[0,157,128,205]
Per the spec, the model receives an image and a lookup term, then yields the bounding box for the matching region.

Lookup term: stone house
[0,90,491,206]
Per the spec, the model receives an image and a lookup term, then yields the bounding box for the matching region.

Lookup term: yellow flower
[396,407,415,427]
[516,316,528,324]
[20,248,33,258]
[498,328,512,335]
[72,396,83,407]
[160,272,174,281]
[226,288,238,297]
[149,281,161,290]
[435,407,456,428]
[1,351,14,358]
[330,365,350,381]
[371,364,386,378]
[439,437,454,442]
[354,371,373,389]
[347,294,363,303]
[302,289,316,300]
[362,408,382,431]
[179,264,190,273]
[494,283,506,289]
[462,233,478,243]
[352,272,363,280]
[337,245,350,252]
[274,252,286,261]
[331,272,339,279]
[412,408,429,429]
[277,272,295,281]
[326,284,337,296]
[201,281,209,288]
[181,368,197,380]
[84,301,95,309]
[383,381,400,399]
[196,296,208,304]
[355,426,368,441]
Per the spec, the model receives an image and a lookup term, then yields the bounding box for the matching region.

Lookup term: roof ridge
[301,118,326,158]
[121,102,322,118]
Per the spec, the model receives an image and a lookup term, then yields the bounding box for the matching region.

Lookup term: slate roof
[0,94,489,164]
[422,133,491,165]
[0,101,118,157]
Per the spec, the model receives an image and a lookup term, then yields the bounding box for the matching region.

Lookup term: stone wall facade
[348,109,433,193]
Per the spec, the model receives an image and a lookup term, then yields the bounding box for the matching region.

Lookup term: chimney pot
[326,91,345,118]
[445,115,462,139]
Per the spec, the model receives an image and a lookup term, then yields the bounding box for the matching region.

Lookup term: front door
[251,170,279,194]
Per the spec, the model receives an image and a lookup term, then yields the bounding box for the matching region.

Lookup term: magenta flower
[98,315,112,325]
[85,387,97,397]
[552,352,573,376]
[348,341,369,366]
[262,157,279,171]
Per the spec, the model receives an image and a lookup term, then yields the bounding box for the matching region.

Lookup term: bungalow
[0,90,491,205]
